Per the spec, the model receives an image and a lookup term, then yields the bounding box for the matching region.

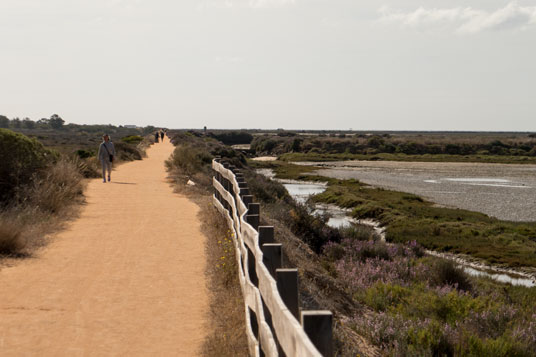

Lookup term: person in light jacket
[98,134,116,183]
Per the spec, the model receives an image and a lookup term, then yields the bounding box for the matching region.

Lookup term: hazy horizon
[2,0,535,131]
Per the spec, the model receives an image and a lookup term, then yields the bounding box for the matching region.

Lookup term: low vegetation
[207,130,253,146]
[245,162,536,356]
[250,132,536,164]
[252,160,536,269]
[325,237,536,356]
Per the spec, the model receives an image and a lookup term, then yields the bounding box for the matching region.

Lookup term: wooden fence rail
[212,158,333,357]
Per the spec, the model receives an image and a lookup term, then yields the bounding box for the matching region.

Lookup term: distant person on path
[98,134,115,183]
[160,130,164,142]
[155,132,159,143]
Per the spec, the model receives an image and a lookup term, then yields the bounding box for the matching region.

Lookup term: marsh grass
[327,238,536,356]
[256,160,536,268]
[250,159,536,355]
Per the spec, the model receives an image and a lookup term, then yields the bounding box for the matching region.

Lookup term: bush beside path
[0,140,209,355]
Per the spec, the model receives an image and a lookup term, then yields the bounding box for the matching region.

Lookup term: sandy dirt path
[0,140,208,356]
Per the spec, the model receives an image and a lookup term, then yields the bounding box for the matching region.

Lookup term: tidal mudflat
[296,160,536,222]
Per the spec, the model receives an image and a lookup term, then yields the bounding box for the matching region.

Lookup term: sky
[1,0,535,131]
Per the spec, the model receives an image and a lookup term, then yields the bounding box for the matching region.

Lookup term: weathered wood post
[240,188,250,198]
[247,203,260,215]
[276,268,300,319]
[261,243,282,277]
[301,311,333,357]
[246,214,259,231]
[242,195,253,207]
[258,226,274,247]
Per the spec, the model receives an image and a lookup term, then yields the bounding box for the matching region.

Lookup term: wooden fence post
[301,311,333,357]
[242,195,253,207]
[247,203,260,215]
[240,188,250,198]
[258,226,274,247]
[276,268,300,319]
[246,214,259,231]
[262,243,282,277]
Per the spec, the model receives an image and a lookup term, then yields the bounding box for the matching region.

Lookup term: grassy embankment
[0,127,149,259]
[251,160,536,269]
[164,131,248,356]
[247,159,536,356]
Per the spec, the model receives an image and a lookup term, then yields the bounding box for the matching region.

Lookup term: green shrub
[114,142,143,161]
[364,283,411,311]
[121,135,144,144]
[75,149,93,159]
[210,131,253,145]
[246,172,289,204]
[430,259,472,292]
[168,144,213,176]
[407,320,454,356]
[0,129,57,202]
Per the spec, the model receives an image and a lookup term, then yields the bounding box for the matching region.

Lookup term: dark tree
[22,118,36,129]
[37,118,50,127]
[11,118,22,128]
[49,114,65,129]
[0,115,9,128]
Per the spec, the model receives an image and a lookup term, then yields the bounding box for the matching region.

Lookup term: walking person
[160,130,164,142]
[154,132,159,143]
[98,134,115,183]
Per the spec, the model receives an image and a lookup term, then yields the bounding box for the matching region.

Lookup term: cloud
[378,2,536,34]
[198,0,296,10]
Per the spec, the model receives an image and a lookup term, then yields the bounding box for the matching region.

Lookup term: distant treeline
[207,131,253,145]
[251,134,536,157]
[0,114,156,135]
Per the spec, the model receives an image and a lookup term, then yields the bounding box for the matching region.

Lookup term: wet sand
[297,160,536,222]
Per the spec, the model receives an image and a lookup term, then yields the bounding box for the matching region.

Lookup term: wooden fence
[212,158,333,357]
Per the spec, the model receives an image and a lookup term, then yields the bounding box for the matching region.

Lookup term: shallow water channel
[256,168,356,229]
[256,168,536,288]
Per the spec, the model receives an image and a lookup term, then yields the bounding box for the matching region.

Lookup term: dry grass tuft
[0,216,26,255]
[20,158,84,213]
[199,202,248,357]
[1,157,85,260]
